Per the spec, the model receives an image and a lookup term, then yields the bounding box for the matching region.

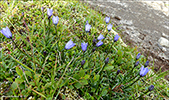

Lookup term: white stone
[158,37,169,47]
[162,33,169,38]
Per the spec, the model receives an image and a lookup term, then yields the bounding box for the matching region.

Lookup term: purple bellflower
[81,42,88,52]
[105,17,110,24]
[140,66,150,77]
[148,85,154,91]
[136,53,141,60]
[105,57,109,64]
[134,61,139,67]
[47,8,53,17]
[65,39,76,50]
[52,16,59,25]
[97,34,104,40]
[85,21,91,32]
[116,70,120,75]
[81,60,85,66]
[0,26,12,38]
[96,41,103,47]
[144,61,149,67]
[114,34,120,42]
[107,24,113,32]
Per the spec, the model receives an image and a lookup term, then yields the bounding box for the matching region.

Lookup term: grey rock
[162,33,169,38]
[158,37,169,47]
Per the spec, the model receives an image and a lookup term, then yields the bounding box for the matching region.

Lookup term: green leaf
[104,65,114,71]
[83,60,88,68]
[11,82,17,90]
[79,69,85,78]
[16,66,23,77]
[73,73,80,80]
[68,85,74,89]
[80,79,88,85]
[6,78,13,82]
[21,90,26,95]
[74,82,82,89]
[94,75,100,82]
[25,71,32,77]
[84,74,90,79]
[101,88,108,96]
[15,78,24,84]
[45,82,52,88]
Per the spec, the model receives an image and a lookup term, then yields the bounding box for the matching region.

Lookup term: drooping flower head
[96,41,103,47]
[116,69,120,75]
[81,60,85,66]
[41,7,44,12]
[148,85,154,91]
[85,21,91,32]
[140,66,150,77]
[107,24,112,32]
[105,57,109,64]
[134,61,139,67]
[136,53,141,60]
[52,16,59,25]
[65,39,76,50]
[47,8,53,17]
[97,34,104,40]
[92,39,96,45]
[0,26,12,38]
[81,42,88,52]
[144,61,149,67]
[105,17,110,24]
[114,34,119,42]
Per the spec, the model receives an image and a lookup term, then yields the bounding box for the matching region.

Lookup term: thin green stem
[124,76,141,89]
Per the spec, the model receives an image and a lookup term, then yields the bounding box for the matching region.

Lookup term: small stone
[114,16,121,20]
[162,33,169,38]
[158,37,169,47]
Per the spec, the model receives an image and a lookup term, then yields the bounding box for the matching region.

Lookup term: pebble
[162,33,169,38]
[158,37,169,47]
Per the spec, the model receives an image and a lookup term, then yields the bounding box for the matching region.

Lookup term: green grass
[0,0,169,99]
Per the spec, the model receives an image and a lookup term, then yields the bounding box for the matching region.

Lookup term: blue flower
[116,69,120,75]
[81,60,85,66]
[136,53,141,60]
[114,34,119,42]
[96,41,103,47]
[107,24,112,32]
[65,39,76,50]
[0,26,12,38]
[134,61,139,67]
[105,57,109,64]
[85,21,91,32]
[148,85,154,91]
[47,8,53,17]
[140,66,150,77]
[105,17,110,24]
[97,34,104,40]
[52,16,59,25]
[81,42,88,52]
[144,61,149,67]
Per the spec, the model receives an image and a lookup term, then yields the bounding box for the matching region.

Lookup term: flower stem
[124,76,141,89]
[11,38,31,58]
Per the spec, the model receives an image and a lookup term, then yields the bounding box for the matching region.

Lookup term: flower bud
[134,61,139,67]
[148,85,154,91]
[136,53,141,60]
[92,39,96,45]
[81,60,85,66]
[92,48,96,52]
[105,57,109,64]
[144,61,149,67]
[116,69,120,75]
